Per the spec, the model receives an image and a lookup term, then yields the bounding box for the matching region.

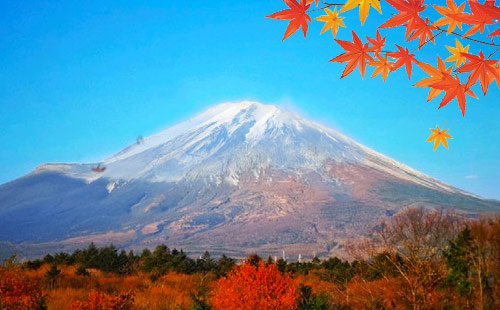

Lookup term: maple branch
[487,47,500,59]
[412,30,445,52]
[434,27,500,48]
[309,2,344,12]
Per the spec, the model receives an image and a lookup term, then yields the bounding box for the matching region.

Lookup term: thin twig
[306,3,500,51]
[487,47,500,59]
[412,30,445,52]
[309,3,344,12]
[426,27,500,48]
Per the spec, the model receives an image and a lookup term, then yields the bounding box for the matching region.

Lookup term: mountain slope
[1,101,499,258]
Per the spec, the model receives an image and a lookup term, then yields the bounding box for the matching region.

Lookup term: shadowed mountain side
[1,101,499,259]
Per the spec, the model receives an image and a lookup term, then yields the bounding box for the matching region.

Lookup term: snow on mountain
[35,101,467,195]
[2,101,498,259]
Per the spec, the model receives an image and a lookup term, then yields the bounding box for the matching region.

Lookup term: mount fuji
[1,101,499,258]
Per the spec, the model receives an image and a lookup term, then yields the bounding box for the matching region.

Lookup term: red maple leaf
[379,0,427,38]
[366,30,386,56]
[267,0,312,41]
[330,31,375,79]
[454,50,500,95]
[453,0,496,37]
[473,0,500,36]
[387,45,418,79]
[432,74,477,116]
[406,17,438,48]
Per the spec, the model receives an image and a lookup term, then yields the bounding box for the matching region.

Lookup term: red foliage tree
[0,267,46,310]
[69,290,134,310]
[210,261,299,310]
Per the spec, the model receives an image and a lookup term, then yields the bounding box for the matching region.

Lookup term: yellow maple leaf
[306,0,320,5]
[369,55,394,81]
[426,126,453,150]
[445,39,470,67]
[339,0,382,25]
[432,0,465,34]
[315,8,346,37]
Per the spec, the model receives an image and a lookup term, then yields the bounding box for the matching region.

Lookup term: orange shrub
[0,267,46,310]
[69,290,134,310]
[210,262,299,310]
[133,272,199,310]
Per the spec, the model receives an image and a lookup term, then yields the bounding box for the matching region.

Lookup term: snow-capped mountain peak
[3,101,499,258]
[34,101,468,195]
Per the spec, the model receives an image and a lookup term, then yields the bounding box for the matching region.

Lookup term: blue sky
[0,0,499,199]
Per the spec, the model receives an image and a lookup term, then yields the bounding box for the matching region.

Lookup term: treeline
[6,207,500,309]
[23,243,236,279]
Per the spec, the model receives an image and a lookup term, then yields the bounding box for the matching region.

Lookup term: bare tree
[370,207,463,310]
[467,217,500,310]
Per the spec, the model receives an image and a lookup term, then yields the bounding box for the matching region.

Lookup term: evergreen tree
[443,227,473,298]
[216,254,235,277]
[196,251,216,272]
[45,264,61,289]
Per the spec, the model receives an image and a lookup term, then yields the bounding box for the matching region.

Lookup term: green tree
[216,254,235,277]
[443,227,473,299]
[45,264,61,289]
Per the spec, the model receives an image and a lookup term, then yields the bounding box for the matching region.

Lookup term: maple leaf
[473,0,500,36]
[432,0,466,34]
[453,0,495,37]
[426,126,453,150]
[406,17,438,48]
[267,0,312,41]
[387,45,418,79]
[366,30,386,56]
[414,56,453,101]
[445,39,470,67]
[489,25,500,37]
[369,55,394,81]
[330,30,375,79]
[455,50,500,95]
[490,61,500,88]
[339,0,382,25]
[431,73,478,116]
[379,0,427,39]
[316,8,346,37]
[306,0,320,5]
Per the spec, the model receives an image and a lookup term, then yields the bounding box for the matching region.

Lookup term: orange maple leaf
[330,30,375,79]
[414,56,453,101]
[432,0,466,34]
[431,73,478,116]
[379,0,427,39]
[366,30,386,56]
[406,17,438,49]
[453,0,496,37]
[473,0,500,37]
[455,50,500,95]
[490,61,500,88]
[267,0,312,41]
[426,125,453,150]
[387,45,418,79]
[306,0,319,5]
[369,55,394,81]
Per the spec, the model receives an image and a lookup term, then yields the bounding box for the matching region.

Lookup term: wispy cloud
[465,175,479,180]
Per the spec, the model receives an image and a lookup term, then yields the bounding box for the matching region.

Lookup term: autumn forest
[1,207,500,310]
